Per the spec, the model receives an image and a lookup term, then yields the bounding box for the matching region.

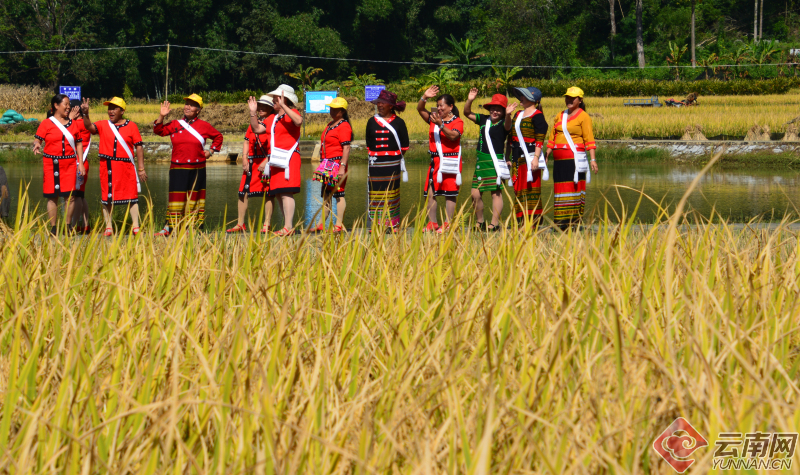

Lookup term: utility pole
[164,43,170,99]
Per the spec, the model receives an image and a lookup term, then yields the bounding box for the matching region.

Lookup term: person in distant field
[33,94,85,234]
[228,95,275,234]
[365,90,409,233]
[69,99,93,233]
[507,86,548,228]
[153,94,223,236]
[417,86,464,234]
[312,97,352,233]
[463,89,517,231]
[80,97,147,236]
[544,86,599,230]
[248,85,302,237]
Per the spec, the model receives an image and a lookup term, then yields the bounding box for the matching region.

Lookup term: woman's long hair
[436,94,459,118]
[579,98,587,111]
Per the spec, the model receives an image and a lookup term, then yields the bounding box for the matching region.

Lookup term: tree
[0,0,95,88]
[436,35,489,78]
[636,0,646,67]
[284,65,323,91]
[492,66,522,95]
[691,0,697,67]
[609,0,617,61]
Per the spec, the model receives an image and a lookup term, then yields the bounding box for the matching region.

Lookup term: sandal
[313,222,325,232]
[131,227,140,236]
[154,228,170,237]
[436,222,451,234]
[103,227,113,237]
[332,224,345,233]
[260,224,271,234]
[487,224,502,232]
[475,221,486,231]
[423,222,440,233]
[226,223,246,233]
[273,227,295,237]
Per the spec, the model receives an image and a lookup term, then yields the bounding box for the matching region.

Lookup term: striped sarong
[368,154,402,228]
[553,149,585,229]
[167,165,206,229]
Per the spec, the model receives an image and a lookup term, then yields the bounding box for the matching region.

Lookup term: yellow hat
[183,93,204,108]
[329,97,348,110]
[563,86,584,98]
[103,97,127,110]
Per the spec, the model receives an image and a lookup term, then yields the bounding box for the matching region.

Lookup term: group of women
[32,83,598,235]
[33,91,223,236]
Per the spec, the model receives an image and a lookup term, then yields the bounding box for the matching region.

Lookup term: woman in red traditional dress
[417,86,464,233]
[80,97,148,236]
[228,95,275,233]
[312,97,352,233]
[248,84,302,236]
[33,94,85,234]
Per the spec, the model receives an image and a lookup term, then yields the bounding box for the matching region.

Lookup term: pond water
[2,159,798,228]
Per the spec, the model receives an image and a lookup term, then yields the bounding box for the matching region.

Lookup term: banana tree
[666,42,688,79]
[492,66,523,96]
[284,65,323,91]
[436,35,489,78]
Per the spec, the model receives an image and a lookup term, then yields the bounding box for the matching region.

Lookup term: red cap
[483,94,508,110]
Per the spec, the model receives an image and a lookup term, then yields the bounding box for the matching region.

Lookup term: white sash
[561,111,590,184]
[178,119,207,148]
[483,118,511,186]
[374,115,408,182]
[267,114,299,180]
[433,122,462,186]
[514,111,549,182]
[77,137,90,187]
[108,121,141,192]
[48,116,77,154]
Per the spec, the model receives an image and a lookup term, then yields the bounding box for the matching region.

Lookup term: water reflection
[2,160,798,227]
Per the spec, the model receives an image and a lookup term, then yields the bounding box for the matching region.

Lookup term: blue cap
[511,86,543,103]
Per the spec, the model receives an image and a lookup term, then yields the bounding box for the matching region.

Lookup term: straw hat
[266,84,299,106]
[256,95,274,107]
[103,97,127,110]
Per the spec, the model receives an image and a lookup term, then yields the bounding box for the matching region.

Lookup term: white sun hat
[266,84,299,106]
[256,95,274,107]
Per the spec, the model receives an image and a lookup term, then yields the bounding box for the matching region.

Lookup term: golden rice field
[1,176,799,473]
[10,93,800,142]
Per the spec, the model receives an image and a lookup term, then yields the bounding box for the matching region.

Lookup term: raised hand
[80,98,91,116]
[467,88,479,101]
[247,96,258,114]
[69,106,80,120]
[423,86,439,100]
[159,101,171,117]
[274,92,284,110]
[506,101,518,116]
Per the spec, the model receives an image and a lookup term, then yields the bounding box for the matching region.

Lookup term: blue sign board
[59,86,81,100]
[305,91,338,113]
[365,85,386,102]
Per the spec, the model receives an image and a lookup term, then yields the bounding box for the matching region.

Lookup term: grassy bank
[6,93,800,142]
[0,191,798,473]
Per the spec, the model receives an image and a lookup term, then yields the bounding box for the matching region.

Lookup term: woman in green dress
[463,88,517,230]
